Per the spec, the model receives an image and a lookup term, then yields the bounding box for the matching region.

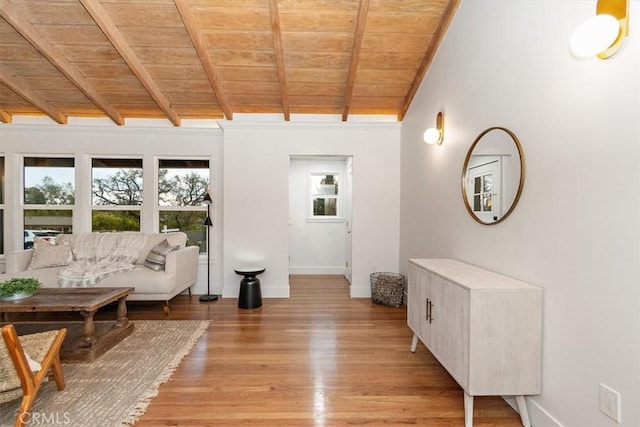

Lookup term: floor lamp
[199,190,218,302]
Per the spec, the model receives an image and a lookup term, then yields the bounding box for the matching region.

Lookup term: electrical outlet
[599,383,621,423]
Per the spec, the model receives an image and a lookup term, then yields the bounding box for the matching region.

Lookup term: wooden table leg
[116,296,129,327]
[80,310,97,347]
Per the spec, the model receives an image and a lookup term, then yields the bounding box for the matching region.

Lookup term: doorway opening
[288,155,353,284]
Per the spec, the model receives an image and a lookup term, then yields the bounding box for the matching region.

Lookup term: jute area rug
[0,320,209,427]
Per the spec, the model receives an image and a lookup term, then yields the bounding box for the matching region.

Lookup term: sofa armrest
[165,246,199,290]
[6,250,33,273]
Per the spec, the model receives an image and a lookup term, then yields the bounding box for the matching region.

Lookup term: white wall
[222,121,400,298]
[400,1,639,426]
[0,118,399,299]
[289,157,347,275]
[0,122,224,296]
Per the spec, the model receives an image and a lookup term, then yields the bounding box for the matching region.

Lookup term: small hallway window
[309,173,342,220]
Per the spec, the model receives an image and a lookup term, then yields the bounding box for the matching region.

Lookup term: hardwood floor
[122,275,521,426]
[10,275,523,426]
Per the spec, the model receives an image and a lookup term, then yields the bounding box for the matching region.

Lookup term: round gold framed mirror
[461,127,525,225]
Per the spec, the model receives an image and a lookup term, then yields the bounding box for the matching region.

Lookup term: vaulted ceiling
[0,0,459,126]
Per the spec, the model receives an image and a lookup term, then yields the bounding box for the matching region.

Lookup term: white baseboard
[222,285,239,299]
[289,266,346,275]
[261,285,290,298]
[504,396,564,427]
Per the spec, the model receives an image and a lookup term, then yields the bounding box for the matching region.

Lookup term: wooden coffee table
[0,287,135,362]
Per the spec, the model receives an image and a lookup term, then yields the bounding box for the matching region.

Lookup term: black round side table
[234,267,265,309]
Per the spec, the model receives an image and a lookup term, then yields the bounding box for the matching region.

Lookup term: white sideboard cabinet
[407,259,542,427]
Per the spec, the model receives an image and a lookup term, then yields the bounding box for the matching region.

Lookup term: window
[23,157,74,248]
[466,157,501,223]
[309,173,341,220]
[158,159,210,254]
[24,157,75,205]
[473,173,493,212]
[92,158,142,232]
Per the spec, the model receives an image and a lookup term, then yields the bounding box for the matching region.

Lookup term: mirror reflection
[461,127,525,225]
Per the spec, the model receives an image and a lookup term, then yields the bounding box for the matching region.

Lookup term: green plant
[0,278,41,297]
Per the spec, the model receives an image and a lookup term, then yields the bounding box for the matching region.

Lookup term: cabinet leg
[463,391,473,427]
[410,334,419,352]
[515,395,531,427]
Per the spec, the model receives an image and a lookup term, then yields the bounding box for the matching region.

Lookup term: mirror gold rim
[461,126,525,225]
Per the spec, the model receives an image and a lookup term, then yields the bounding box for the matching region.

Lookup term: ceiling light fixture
[423,112,444,145]
[570,0,629,59]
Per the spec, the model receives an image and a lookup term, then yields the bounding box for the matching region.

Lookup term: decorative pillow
[27,237,73,270]
[143,239,179,271]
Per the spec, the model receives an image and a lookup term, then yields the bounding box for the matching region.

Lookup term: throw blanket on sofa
[58,233,145,288]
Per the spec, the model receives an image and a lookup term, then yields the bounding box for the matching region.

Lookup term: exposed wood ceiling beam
[0,0,124,126]
[268,0,290,121]
[0,1,460,124]
[80,0,181,126]
[398,0,461,121]
[342,0,370,122]
[0,64,67,124]
[174,1,233,121]
[0,109,11,124]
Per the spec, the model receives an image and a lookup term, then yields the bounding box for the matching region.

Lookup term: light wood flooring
[12,275,523,426]
[119,275,522,426]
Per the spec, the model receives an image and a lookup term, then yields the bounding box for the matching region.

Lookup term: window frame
[21,155,75,248]
[90,156,144,232]
[307,171,344,223]
[23,156,76,207]
[156,157,211,254]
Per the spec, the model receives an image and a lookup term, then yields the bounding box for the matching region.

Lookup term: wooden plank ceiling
[0,0,460,126]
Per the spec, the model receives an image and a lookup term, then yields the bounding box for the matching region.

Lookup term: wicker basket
[370,272,406,307]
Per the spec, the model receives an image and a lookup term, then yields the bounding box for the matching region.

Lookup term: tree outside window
[23,157,74,248]
[158,159,210,254]
[18,157,212,251]
[91,158,143,232]
[24,157,75,206]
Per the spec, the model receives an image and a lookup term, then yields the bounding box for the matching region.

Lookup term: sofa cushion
[70,233,122,261]
[5,267,66,288]
[56,234,75,250]
[135,232,186,265]
[143,239,179,271]
[98,267,176,294]
[27,238,73,270]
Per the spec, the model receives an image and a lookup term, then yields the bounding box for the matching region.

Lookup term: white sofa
[1,232,199,311]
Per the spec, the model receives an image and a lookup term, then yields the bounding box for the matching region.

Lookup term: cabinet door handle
[428,301,434,324]
[425,298,430,322]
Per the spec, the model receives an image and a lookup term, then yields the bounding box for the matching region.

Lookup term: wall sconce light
[423,111,444,145]
[570,0,629,59]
